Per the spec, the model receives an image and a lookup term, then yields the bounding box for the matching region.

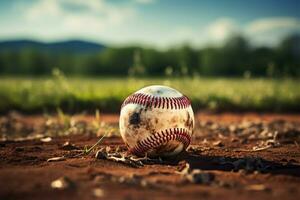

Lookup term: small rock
[95,150,108,159]
[245,184,269,191]
[140,179,148,187]
[210,123,219,130]
[61,141,79,150]
[212,140,224,147]
[40,137,52,142]
[229,125,236,132]
[93,188,105,198]
[178,163,215,184]
[51,176,74,190]
[93,175,106,183]
[186,170,215,184]
[230,138,239,142]
[218,180,234,188]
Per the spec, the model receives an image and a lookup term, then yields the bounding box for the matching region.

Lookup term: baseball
[119,85,194,157]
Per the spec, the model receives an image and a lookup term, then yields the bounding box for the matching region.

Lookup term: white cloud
[244,17,300,46]
[21,0,135,39]
[134,0,156,4]
[1,1,300,48]
[146,18,240,49]
[246,17,300,34]
[26,0,63,20]
[206,18,239,43]
[149,17,300,48]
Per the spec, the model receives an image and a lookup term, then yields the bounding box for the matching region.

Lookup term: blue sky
[0,0,299,48]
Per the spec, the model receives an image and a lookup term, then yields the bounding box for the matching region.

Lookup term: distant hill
[0,39,106,54]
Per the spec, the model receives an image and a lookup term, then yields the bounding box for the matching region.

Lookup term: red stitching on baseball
[121,93,191,109]
[165,97,169,109]
[173,98,178,109]
[158,97,161,108]
[128,128,191,156]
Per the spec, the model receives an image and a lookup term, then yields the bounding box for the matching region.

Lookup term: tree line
[0,34,299,77]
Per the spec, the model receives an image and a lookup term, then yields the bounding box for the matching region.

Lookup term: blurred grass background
[1,1,300,114]
[0,73,299,113]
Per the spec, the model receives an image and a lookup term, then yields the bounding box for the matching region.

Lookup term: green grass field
[0,76,299,113]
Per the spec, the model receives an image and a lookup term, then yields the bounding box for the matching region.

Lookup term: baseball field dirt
[0,112,300,200]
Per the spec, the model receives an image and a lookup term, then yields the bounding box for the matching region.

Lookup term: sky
[0,0,299,48]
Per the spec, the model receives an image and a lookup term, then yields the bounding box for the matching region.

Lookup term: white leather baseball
[119,85,194,157]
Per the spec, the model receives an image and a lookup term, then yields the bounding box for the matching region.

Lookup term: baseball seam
[121,93,191,109]
[129,128,191,155]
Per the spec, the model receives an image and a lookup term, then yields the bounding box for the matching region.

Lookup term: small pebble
[61,141,79,150]
[245,184,269,191]
[93,188,104,198]
[212,140,224,147]
[51,176,74,190]
[40,137,52,142]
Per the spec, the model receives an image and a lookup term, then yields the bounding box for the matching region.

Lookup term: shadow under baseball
[159,152,300,178]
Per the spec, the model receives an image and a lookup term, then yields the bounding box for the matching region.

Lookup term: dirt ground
[0,112,300,200]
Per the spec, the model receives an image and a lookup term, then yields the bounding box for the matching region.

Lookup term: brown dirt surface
[0,112,300,200]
